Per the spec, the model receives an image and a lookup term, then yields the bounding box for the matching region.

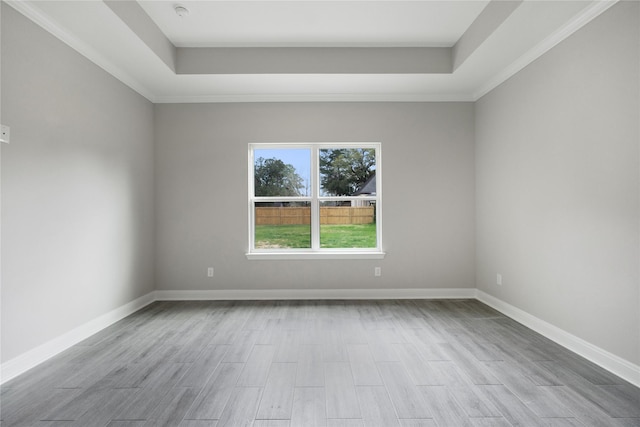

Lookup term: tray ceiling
[5,0,618,103]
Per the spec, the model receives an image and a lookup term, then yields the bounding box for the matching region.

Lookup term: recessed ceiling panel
[137,1,490,47]
[9,0,611,102]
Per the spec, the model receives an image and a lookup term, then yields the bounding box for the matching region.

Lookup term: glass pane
[320,200,376,248]
[254,148,311,197]
[254,202,311,249]
[319,148,376,196]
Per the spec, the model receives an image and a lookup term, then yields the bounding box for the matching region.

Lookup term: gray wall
[1,5,155,362]
[476,2,639,365]
[4,0,637,373]
[154,103,475,292]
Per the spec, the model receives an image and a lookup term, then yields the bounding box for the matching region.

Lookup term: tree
[254,157,304,196]
[319,148,376,196]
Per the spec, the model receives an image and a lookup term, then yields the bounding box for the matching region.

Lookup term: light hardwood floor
[1,299,639,426]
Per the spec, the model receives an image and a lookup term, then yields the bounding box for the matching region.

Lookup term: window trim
[247,142,385,260]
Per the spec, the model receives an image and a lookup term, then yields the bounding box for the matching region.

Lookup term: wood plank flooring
[1,299,638,427]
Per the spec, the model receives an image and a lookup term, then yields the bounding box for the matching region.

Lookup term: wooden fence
[256,206,374,225]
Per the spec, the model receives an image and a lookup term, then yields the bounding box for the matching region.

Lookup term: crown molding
[4,0,157,103]
[153,93,475,104]
[4,0,620,104]
[473,0,619,101]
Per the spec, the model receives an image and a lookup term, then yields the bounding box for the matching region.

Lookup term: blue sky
[254,148,311,194]
[254,147,377,197]
[254,148,310,178]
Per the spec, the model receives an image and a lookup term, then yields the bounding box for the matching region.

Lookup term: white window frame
[247,142,385,260]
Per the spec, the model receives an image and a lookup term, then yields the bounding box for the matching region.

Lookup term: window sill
[246,251,386,260]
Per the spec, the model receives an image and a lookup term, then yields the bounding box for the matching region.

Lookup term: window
[247,143,384,259]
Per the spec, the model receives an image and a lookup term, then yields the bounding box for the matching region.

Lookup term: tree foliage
[254,157,304,196]
[319,149,376,196]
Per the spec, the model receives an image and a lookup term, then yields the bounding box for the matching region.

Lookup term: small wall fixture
[174,5,190,17]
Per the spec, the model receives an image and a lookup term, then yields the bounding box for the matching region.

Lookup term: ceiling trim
[5,0,620,104]
[473,0,619,101]
[153,93,475,104]
[4,0,157,103]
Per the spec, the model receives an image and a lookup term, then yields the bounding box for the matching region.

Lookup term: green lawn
[255,223,376,249]
[255,224,311,248]
[321,223,377,248]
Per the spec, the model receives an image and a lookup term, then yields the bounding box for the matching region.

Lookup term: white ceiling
[6,1,618,103]
[138,1,490,47]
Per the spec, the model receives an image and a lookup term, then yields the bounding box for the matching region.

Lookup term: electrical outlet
[496,273,502,286]
[1,125,10,144]
[374,267,381,277]
[207,267,214,277]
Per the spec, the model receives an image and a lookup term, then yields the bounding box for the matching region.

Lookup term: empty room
[1,0,639,426]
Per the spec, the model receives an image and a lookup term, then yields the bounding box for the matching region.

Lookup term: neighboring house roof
[355,173,376,196]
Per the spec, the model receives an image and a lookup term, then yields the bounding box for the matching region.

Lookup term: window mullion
[311,147,320,250]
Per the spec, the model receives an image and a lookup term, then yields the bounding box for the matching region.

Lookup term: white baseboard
[0,287,474,385]
[154,288,477,301]
[476,290,640,388]
[3,288,638,390]
[0,291,156,385]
